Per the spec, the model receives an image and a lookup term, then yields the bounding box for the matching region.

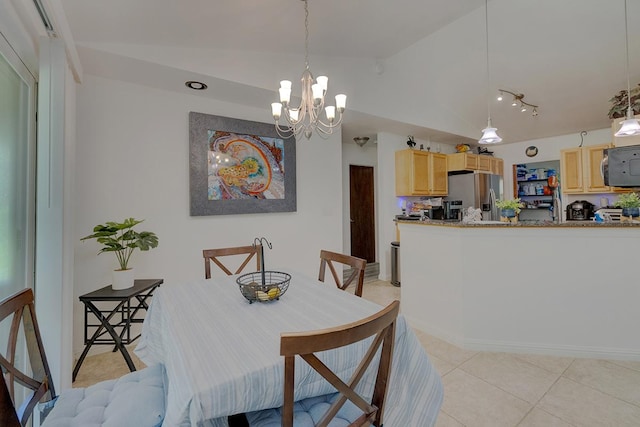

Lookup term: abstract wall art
[189,112,297,215]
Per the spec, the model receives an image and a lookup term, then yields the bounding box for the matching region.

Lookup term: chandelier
[615,0,640,137]
[479,0,501,145]
[271,0,346,140]
[497,89,539,116]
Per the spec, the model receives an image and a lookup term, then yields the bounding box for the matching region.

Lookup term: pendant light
[615,0,640,137]
[479,0,502,144]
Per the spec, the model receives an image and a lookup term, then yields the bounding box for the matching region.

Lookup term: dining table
[135,270,443,427]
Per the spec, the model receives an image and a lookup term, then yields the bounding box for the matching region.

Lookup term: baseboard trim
[405,316,640,361]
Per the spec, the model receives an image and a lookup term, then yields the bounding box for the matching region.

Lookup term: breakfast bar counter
[397,220,640,360]
[395,218,640,227]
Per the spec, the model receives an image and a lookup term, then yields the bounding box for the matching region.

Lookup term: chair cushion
[41,364,165,427]
[245,393,363,427]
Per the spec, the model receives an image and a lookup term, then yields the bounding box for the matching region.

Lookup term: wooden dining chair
[203,245,262,278]
[245,300,400,427]
[0,288,166,427]
[318,249,367,297]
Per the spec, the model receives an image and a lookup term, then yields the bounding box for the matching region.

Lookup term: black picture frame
[189,112,297,216]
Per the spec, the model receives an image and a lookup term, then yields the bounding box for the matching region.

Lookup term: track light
[498,89,539,117]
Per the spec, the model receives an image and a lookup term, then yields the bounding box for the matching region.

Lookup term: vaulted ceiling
[58,0,640,146]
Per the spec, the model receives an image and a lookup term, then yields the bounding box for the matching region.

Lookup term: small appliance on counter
[566,200,595,221]
[443,200,463,220]
[422,207,444,220]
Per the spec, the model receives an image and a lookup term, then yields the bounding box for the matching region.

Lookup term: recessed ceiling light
[185,81,207,90]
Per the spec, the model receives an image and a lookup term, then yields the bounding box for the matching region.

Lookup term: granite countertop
[394,219,640,227]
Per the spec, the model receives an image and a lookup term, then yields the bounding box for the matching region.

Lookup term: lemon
[267,287,280,299]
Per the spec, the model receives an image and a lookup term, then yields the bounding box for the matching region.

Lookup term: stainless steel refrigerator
[447,171,504,221]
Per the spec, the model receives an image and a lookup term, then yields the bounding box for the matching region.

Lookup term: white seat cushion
[245,393,363,427]
[41,364,165,427]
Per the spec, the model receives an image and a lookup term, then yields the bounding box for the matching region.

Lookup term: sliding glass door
[0,33,36,300]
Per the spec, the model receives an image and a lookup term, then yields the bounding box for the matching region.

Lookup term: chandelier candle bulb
[316,75,328,91]
[325,106,336,121]
[271,103,282,120]
[289,109,299,121]
[335,94,347,111]
[312,84,323,102]
[280,80,291,90]
[279,87,291,104]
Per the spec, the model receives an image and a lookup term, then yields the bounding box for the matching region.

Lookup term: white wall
[73,74,343,356]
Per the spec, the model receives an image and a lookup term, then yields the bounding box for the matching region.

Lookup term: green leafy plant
[81,218,159,270]
[495,198,524,214]
[608,83,640,119]
[613,192,640,208]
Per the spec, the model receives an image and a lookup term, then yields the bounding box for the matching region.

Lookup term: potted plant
[495,198,523,223]
[608,83,640,119]
[81,218,159,289]
[613,192,640,220]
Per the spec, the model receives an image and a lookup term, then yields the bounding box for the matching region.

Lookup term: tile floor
[74,279,640,427]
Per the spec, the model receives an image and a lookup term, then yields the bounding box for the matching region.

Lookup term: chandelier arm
[315,113,344,129]
[274,122,294,139]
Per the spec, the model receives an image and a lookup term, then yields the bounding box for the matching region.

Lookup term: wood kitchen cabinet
[490,157,504,175]
[560,144,611,193]
[395,149,448,196]
[447,152,500,174]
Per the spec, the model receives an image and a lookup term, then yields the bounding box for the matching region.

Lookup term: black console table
[72,278,163,381]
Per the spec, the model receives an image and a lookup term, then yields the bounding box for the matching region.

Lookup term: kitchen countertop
[394,218,640,227]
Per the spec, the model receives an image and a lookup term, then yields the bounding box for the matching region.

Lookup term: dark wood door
[349,165,375,262]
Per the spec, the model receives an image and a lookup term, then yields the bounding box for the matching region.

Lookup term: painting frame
[189,112,297,216]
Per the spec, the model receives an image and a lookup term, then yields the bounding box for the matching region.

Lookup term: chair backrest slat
[280,300,399,427]
[0,288,56,426]
[203,245,261,278]
[318,250,367,297]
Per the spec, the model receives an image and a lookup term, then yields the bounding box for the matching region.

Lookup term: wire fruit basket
[236,271,291,303]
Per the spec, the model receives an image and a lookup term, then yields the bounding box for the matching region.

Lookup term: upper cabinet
[490,157,504,175]
[395,149,448,196]
[447,153,503,175]
[560,144,611,193]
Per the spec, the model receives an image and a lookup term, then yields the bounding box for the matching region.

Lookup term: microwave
[603,145,640,187]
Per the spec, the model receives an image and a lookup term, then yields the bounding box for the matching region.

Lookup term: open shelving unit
[513,160,561,219]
